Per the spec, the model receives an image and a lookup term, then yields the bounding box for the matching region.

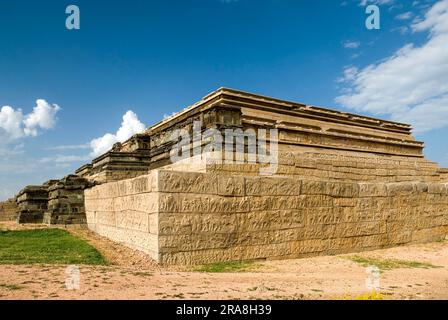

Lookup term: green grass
[194,261,257,273]
[0,229,106,265]
[349,256,441,272]
[0,283,24,291]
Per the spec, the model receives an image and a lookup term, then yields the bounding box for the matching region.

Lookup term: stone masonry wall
[207,151,441,183]
[156,171,448,265]
[16,185,50,223]
[85,169,448,265]
[0,199,18,221]
[84,172,159,261]
[43,175,91,225]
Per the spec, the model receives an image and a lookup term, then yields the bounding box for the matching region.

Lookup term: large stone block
[359,183,387,197]
[158,171,218,194]
[84,169,448,266]
[217,175,245,196]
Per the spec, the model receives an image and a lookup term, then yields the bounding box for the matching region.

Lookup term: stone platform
[81,88,448,265]
[6,88,448,264]
[85,164,448,265]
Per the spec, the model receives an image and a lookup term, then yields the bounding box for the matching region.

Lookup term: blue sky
[0,0,447,200]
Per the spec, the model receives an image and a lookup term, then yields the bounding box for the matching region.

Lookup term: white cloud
[335,0,448,134]
[0,144,25,157]
[90,110,146,157]
[41,111,146,165]
[0,99,60,143]
[343,41,361,49]
[163,111,177,120]
[39,155,90,164]
[0,106,25,141]
[336,66,359,83]
[359,0,395,6]
[412,0,448,34]
[46,143,90,151]
[392,26,410,35]
[90,133,117,157]
[23,99,61,137]
[395,11,414,20]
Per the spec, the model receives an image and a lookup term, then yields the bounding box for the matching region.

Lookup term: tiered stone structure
[85,169,448,265]
[76,134,151,183]
[83,88,448,265]
[16,181,56,223]
[5,88,448,263]
[43,175,92,225]
[0,198,18,221]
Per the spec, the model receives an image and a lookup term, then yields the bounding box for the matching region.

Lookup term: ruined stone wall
[16,186,50,223]
[0,199,18,221]
[85,169,448,265]
[156,171,448,265]
[43,175,91,225]
[84,172,159,261]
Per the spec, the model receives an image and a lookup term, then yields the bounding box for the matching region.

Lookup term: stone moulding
[85,169,448,265]
[76,88,426,184]
[43,175,92,225]
[16,184,52,223]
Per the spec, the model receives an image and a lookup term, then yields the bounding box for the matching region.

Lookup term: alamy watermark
[365,265,381,292]
[65,265,80,290]
[169,121,279,175]
[365,5,380,30]
[66,5,80,30]
[64,4,378,31]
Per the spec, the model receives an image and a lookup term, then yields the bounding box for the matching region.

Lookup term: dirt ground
[0,221,447,300]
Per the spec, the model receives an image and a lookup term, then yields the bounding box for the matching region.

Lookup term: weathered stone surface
[218,175,245,196]
[43,175,91,225]
[158,171,218,194]
[72,88,448,187]
[85,173,160,260]
[85,169,448,266]
[16,184,52,223]
[0,198,18,221]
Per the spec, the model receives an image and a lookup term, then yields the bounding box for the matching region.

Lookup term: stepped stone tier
[76,135,151,183]
[43,175,92,225]
[77,88,442,182]
[0,198,18,221]
[16,180,57,223]
[83,88,448,265]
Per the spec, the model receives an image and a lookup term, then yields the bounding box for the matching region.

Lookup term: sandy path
[0,222,447,300]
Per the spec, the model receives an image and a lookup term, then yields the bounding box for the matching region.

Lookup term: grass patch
[132,271,153,277]
[349,256,441,272]
[194,261,257,273]
[0,283,24,291]
[0,229,106,265]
